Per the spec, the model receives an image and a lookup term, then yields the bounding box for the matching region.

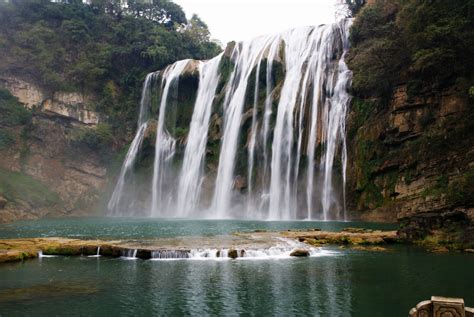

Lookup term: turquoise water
[0,247,473,316]
[0,217,397,240]
[0,218,473,316]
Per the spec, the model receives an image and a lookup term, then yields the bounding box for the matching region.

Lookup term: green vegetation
[348,0,474,100]
[447,171,474,206]
[0,88,31,126]
[0,130,15,149]
[0,0,221,133]
[421,175,449,199]
[347,98,377,139]
[0,168,61,207]
[71,123,114,150]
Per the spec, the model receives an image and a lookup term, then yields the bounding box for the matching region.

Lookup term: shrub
[0,130,15,149]
[72,123,114,150]
[0,88,31,126]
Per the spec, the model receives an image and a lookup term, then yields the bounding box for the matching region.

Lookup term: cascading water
[108,73,156,215]
[150,60,190,216]
[108,19,352,220]
[176,55,223,217]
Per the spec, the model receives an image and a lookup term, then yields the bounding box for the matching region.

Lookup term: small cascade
[88,246,101,257]
[147,243,338,261]
[37,251,56,258]
[109,18,353,220]
[151,250,190,259]
[122,249,138,259]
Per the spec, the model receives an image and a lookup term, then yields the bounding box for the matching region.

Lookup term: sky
[173,0,341,45]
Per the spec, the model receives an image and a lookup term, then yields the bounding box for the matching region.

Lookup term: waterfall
[107,73,156,215]
[176,55,223,217]
[109,19,352,220]
[211,36,276,217]
[321,20,352,220]
[150,60,190,216]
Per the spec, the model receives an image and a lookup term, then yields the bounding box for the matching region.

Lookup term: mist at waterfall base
[108,19,353,221]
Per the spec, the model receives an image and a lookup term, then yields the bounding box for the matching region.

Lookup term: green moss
[362,183,384,208]
[216,56,235,94]
[167,73,199,135]
[469,86,474,98]
[403,166,416,185]
[446,171,474,206]
[0,168,61,208]
[421,174,449,198]
[43,246,80,256]
[415,231,466,252]
[386,171,399,197]
[206,139,221,164]
[348,98,377,140]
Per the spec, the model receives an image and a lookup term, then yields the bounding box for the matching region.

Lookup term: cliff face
[346,86,474,220]
[345,0,474,247]
[0,77,100,125]
[0,77,108,223]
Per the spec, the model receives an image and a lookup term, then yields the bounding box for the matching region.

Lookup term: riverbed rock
[0,250,36,263]
[352,246,388,252]
[290,249,310,257]
[228,249,239,259]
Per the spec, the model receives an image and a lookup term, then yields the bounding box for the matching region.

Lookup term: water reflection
[1,249,473,316]
[145,256,352,315]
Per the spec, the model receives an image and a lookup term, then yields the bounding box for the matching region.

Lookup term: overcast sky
[174,0,341,45]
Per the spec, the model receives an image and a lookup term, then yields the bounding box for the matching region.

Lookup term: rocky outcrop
[0,114,108,223]
[346,84,474,244]
[0,83,109,223]
[0,229,400,263]
[0,77,100,125]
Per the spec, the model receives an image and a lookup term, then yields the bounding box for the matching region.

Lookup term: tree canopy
[0,0,221,132]
[348,0,474,100]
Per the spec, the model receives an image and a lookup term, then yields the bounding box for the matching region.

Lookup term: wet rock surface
[0,229,404,263]
[289,249,310,257]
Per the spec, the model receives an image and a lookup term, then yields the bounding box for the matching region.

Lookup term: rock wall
[0,77,100,125]
[346,84,474,244]
[0,78,108,223]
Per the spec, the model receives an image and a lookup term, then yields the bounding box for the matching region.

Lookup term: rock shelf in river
[0,229,400,263]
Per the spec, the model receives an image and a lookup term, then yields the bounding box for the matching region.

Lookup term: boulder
[228,249,239,259]
[290,248,310,257]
